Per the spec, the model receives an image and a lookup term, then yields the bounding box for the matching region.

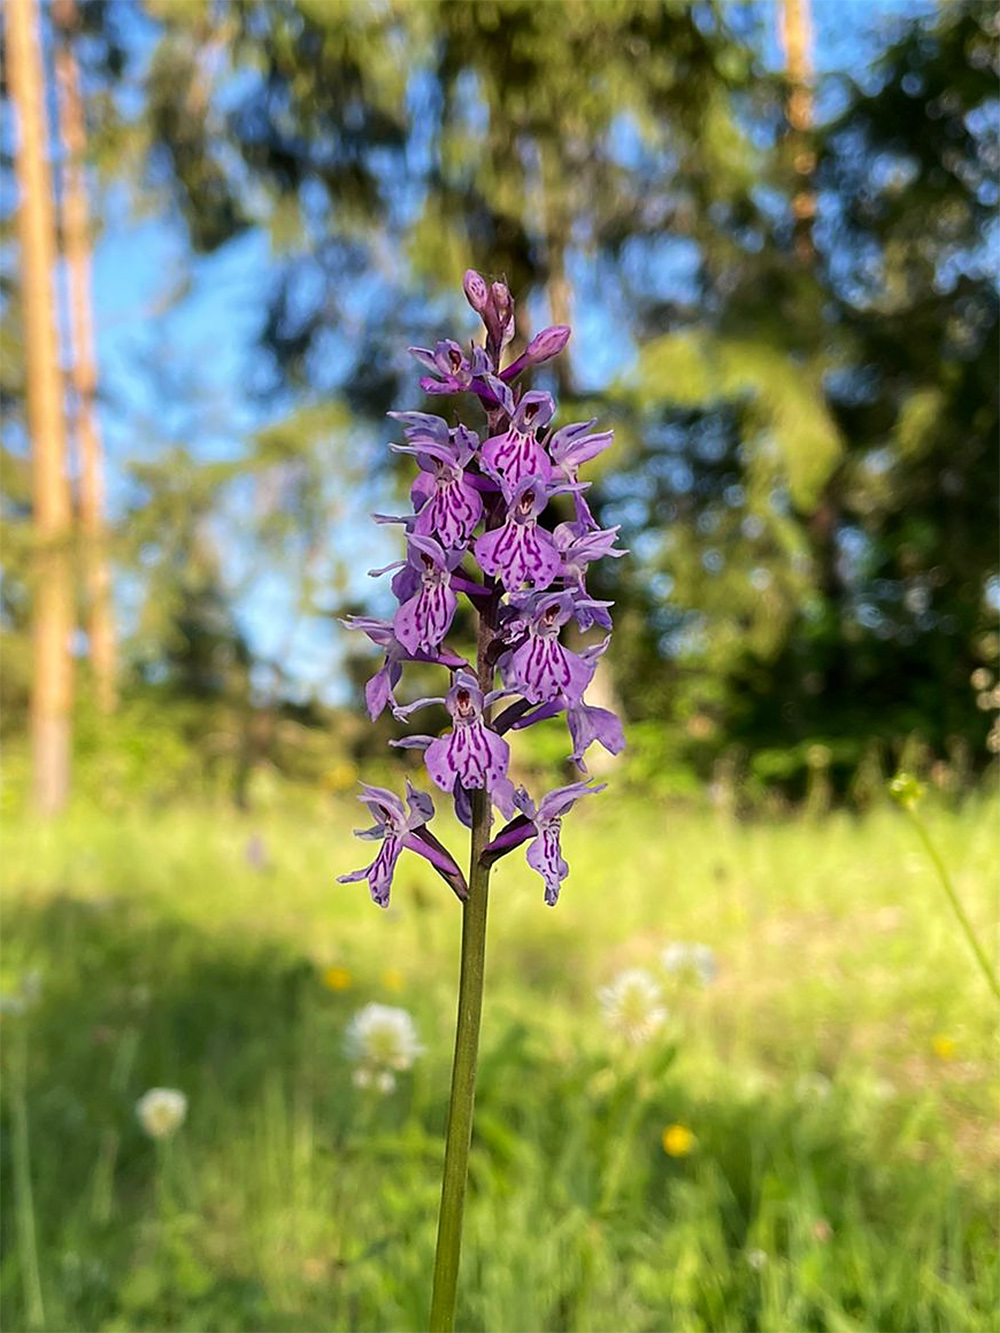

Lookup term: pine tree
[54,0,117,714]
[6,0,74,813]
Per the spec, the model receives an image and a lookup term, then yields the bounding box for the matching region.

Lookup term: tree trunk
[6,0,74,814]
[778,0,816,262]
[54,0,116,714]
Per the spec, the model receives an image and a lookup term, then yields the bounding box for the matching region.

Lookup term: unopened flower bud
[500,326,572,382]
[525,325,570,362]
[489,282,515,347]
[490,281,513,322]
[463,269,490,313]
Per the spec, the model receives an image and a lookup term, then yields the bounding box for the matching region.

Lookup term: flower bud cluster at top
[339,271,625,909]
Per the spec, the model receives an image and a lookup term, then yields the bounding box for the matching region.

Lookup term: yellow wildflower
[382,969,405,993]
[662,1123,696,1157]
[322,966,353,992]
[931,1034,956,1061]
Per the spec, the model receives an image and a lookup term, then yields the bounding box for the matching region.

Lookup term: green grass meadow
[1,794,998,1332]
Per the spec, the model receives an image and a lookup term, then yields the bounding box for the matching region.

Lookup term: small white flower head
[136,1088,187,1140]
[746,1247,768,1271]
[597,968,667,1045]
[662,941,717,986]
[345,1003,424,1092]
[795,1071,833,1101]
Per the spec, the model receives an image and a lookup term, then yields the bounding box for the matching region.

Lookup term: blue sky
[87,0,936,704]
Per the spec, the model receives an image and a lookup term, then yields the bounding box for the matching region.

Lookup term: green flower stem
[429,598,498,1333]
[906,809,1000,1004]
[428,787,492,1332]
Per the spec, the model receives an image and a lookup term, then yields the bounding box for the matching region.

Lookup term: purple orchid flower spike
[502,591,600,705]
[480,391,556,489]
[474,476,562,593]
[549,420,615,529]
[393,535,461,655]
[338,781,467,906]
[481,781,606,905]
[341,273,629,1333]
[391,670,512,800]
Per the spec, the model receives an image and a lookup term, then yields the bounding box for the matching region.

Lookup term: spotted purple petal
[425,723,509,793]
[480,392,555,488]
[526,827,569,906]
[474,479,561,593]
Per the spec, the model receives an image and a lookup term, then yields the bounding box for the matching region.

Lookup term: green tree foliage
[598,0,998,787]
[2,0,996,800]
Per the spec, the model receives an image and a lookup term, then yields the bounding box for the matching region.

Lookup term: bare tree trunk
[778,0,816,262]
[54,0,116,713]
[6,0,74,814]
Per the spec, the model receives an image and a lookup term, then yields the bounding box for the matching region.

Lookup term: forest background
[2,0,997,814]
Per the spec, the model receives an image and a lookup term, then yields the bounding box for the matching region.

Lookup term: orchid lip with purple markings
[338,268,627,910]
[390,670,513,797]
[502,590,600,705]
[391,421,484,550]
[474,476,562,594]
[480,392,555,488]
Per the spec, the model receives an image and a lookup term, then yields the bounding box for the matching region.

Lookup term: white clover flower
[136,1088,187,1140]
[662,941,717,986]
[345,1003,424,1092]
[597,968,667,1045]
[746,1247,768,1271]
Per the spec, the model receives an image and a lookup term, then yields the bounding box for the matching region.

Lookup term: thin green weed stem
[907,809,1000,1004]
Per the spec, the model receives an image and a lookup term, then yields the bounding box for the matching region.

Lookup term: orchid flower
[338,270,629,1331]
[337,782,466,907]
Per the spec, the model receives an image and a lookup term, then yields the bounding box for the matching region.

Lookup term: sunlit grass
[1,793,997,1331]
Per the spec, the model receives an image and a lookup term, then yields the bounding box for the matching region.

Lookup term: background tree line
[1,0,997,813]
